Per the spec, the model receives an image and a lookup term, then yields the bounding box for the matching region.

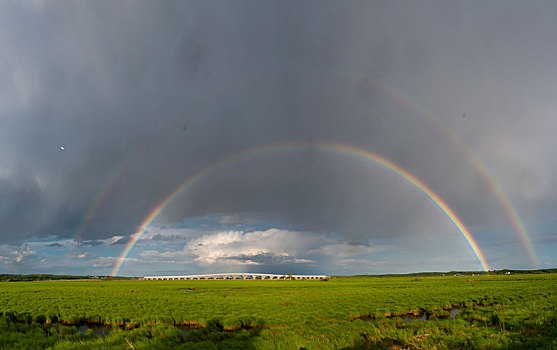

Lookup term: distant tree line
[0,274,96,282]
[0,274,142,281]
[349,268,557,278]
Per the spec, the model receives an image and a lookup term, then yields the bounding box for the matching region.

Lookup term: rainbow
[73,167,125,241]
[110,142,490,276]
[60,167,125,273]
[370,81,537,267]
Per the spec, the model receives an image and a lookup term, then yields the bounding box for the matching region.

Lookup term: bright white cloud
[131,228,387,271]
[0,245,36,265]
[13,246,36,263]
[186,228,319,265]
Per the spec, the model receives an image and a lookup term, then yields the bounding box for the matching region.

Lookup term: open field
[1,274,556,349]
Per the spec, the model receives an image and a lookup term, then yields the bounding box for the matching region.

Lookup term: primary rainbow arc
[111,142,490,276]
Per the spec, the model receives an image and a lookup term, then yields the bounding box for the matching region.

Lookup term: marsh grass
[0,274,555,348]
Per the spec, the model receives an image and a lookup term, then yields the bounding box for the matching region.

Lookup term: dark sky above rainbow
[1,1,556,276]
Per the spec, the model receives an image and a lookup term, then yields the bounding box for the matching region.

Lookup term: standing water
[403,308,461,323]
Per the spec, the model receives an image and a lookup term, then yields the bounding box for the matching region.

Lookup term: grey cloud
[45,243,63,248]
[0,1,555,277]
[532,235,557,244]
[110,237,129,246]
[150,234,185,242]
[78,240,105,247]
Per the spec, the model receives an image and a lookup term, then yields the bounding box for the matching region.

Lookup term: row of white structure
[143,273,328,280]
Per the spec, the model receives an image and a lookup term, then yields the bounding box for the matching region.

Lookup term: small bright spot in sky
[60,146,65,150]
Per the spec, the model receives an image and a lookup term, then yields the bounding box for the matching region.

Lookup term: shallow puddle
[447,308,461,319]
[403,308,461,323]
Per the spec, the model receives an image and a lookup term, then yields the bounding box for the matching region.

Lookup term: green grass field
[1,274,556,349]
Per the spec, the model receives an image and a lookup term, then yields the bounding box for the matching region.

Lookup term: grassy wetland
[1,274,556,349]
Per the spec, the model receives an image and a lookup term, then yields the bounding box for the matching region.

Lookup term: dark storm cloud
[1,0,556,257]
[0,175,45,243]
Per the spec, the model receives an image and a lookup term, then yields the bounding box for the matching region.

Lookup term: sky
[1,1,556,277]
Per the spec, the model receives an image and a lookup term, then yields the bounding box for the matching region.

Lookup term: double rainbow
[71,69,534,271]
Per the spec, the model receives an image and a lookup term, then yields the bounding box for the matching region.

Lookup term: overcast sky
[1,1,556,276]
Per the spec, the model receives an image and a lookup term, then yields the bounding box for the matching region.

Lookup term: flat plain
[1,274,556,349]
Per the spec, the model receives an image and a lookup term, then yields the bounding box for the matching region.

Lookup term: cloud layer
[1,1,556,274]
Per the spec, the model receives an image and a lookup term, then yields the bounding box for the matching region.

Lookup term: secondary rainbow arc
[372,82,537,267]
